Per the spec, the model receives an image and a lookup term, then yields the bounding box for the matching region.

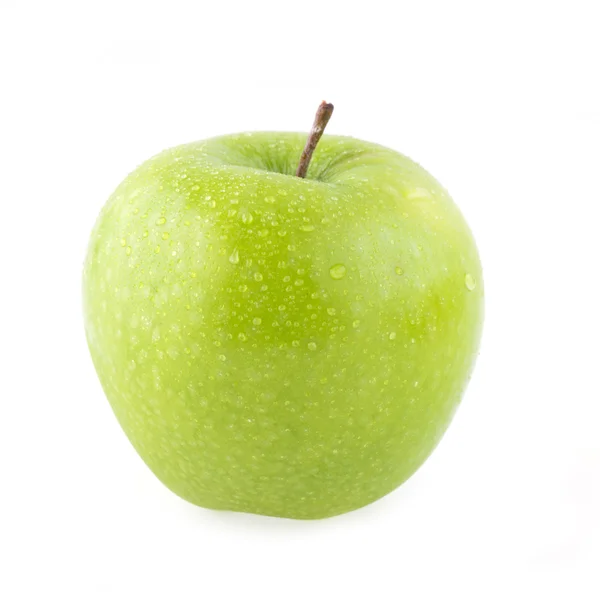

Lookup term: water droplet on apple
[252,317,262,325]
[464,273,476,291]
[308,342,317,351]
[407,187,431,200]
[229,249,240,265]
[352,320,361,329]
[218,354,227,361]
[258,229,269,237]
[329,264,347,280]
[327,308,336,316]
[125,246,132,256]
[120,238,127,247]
[389,332,397,340]
[156,217,167,225]
[395,266,404,275]
[240,212,253,224]
[238,333,247,342]
[300,224,315,232]
[161,232,169,240]
[253,272,263,282]
[264,195,276,204]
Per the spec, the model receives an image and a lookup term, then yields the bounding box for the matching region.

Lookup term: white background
[1,1,599,598]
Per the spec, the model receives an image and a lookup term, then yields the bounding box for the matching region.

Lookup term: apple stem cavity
[295,101,334,178]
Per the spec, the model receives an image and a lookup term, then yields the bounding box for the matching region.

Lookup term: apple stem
[295,101,334,178]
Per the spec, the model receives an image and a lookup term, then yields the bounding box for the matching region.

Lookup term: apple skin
[83,133,484,519]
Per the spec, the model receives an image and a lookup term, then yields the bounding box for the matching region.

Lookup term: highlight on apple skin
[83,115,484,519]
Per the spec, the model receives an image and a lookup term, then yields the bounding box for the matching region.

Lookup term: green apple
[83,116,483,519]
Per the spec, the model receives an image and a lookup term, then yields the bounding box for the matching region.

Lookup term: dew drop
[253,317,262,325]
[125,246,132,256]
[465,273,476,291]
[308,342,317,351]
[241,212,254,224]
[161,232,170,240]
[253,272,263,282]
[156,217,167,225]
[327,308,337,316]
[395,266,404,276]
[238,333,247,342]
[229,249,240,265]
[389,332,397,340]
[264,195,276,204]
[329,264,347,280]
[300,224,315,232]
[120,238,127,247]
[352,320,361,329]
[218,354,227,362]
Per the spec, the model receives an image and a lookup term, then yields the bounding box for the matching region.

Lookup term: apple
[83,103,483,519]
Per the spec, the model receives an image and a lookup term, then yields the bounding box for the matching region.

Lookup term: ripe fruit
[83,104,483,519]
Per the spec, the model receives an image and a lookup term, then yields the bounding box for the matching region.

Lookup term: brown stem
[295,101,334,178]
